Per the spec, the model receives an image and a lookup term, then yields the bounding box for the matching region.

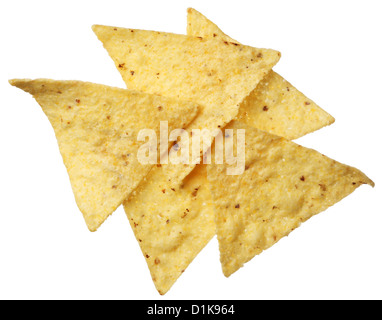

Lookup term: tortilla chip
[207,121,374,277]
[187,8,335,140]
[121,7,337,291]
[10,79,199,231]
[92,25,281,181]
[92,25,280,293]
[123,164,215,295]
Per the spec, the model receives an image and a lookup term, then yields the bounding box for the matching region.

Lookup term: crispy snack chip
[120,8,336,293]
[187,8,335,139]
[123,164,215,295]
[92,24,280,293]
[92,25,281,180]
[10,79,199,231]
[207,121,374,277]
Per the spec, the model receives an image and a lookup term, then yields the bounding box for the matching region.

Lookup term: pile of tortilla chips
[10,8,373,295]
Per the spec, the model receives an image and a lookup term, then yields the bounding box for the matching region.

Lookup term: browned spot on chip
[263,106,269,111]
[192,187,199,197]
[300,176,305,181]
[155,258,160,264]
[235,204,240,209]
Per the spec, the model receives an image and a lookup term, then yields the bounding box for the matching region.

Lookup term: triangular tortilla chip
[92,25,281,181]
[123,164,215,295]
[187,8,335,140]
[10,79,199,231]
[92,25,280,293]
[120,8,336,293]
[207,121,374,277]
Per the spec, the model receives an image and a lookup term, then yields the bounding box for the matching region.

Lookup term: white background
[1,0,381,300]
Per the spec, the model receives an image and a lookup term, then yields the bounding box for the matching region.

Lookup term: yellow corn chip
[207,121,374,277]
[10,79,199,231]
[187,8,335,140]
[92,25,280,293]
[120,8,336,293]
[92,25,281,181]
[123,164,215,295]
